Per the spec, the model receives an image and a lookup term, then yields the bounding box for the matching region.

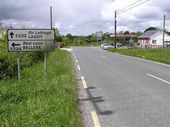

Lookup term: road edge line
[91,111,101,127]
[81,76,87,89]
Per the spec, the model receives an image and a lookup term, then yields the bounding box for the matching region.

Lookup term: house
[110,34,137,38]
[0,28,7,39]
[138,30,170,48]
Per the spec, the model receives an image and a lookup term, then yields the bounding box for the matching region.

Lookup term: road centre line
[91,111,101,127]
[81,76,87,89]
[76,60,78,63]
[147,74,170,85]
[77,65,81,70]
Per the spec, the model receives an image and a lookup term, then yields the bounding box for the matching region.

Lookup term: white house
[138,30,170,48]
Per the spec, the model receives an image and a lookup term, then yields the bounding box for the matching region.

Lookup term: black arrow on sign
[12,43,20,47]
[10,32,14,38]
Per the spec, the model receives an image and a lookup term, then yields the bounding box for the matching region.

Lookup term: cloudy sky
[0,0,170,35]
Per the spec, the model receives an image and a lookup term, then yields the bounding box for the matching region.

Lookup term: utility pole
[50,6,53,29]
[114,10,117,49]
[163,14,166,47]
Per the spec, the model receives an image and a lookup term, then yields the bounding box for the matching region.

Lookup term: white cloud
[0,0,170,35]
[101,0,170,33]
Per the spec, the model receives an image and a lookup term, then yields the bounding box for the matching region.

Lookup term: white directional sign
[8,29,54,41]
[8,41,55,52]
[7,29,55,52]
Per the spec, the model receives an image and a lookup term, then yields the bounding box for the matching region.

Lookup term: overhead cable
[117,0,150,14]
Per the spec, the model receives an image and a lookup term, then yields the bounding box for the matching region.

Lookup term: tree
[103,32,110,42]
[124,31,129,34]
[144,27,157,32]
[54,27,60,36]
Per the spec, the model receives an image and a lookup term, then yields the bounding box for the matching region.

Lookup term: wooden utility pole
[163,14,166,47]
[114,10,117,49]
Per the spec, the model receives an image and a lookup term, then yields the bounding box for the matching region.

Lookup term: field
[0,50,83,127]
[108,47,170,65]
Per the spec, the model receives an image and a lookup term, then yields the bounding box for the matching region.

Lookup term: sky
[0,0,170,35]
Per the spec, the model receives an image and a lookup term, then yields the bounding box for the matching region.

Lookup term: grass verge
[108,47,170,65]
[0,50,83,127]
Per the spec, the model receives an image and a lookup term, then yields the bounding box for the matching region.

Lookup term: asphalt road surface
[72,47,170,127]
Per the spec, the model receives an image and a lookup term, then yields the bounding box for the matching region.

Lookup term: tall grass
[108,47,170,64]
[0,38,44,79]
[0,50,83,127]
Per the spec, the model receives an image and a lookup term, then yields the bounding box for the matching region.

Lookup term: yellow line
[91,111,101,127]
[81,76,87,89]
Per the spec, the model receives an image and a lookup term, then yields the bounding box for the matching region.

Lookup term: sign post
[7,29,55,81]
[96,33,102,46]
[17,52,21,82]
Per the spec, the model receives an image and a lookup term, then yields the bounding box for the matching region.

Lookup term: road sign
[97,33,102,41]
[8,29,54,41]
[7,29,55,52]
[8,41,55,52]
[97,36,102,41]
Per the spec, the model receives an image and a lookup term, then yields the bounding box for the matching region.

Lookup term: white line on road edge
[147,74,170,85]
[77,65,81,70]
[91,111,101,127]
[118,53,170,67]
[81,76,87,89]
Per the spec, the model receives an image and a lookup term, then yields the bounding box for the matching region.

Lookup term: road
[72,47,170,127]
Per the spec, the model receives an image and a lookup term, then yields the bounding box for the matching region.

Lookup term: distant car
[101,43,114,50]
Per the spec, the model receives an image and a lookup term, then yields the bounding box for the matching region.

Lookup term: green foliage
[0,39,44,79]
[108,48,170,64]
[0,50,83,127]
[124,31,129,34]
[144,27,158,32]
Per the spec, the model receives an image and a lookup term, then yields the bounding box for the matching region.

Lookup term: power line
[118,0,142,12]
[118,0,150,14]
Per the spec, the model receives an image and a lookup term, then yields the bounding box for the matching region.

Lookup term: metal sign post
[17,52,21,82]
[96,33,102,46]
[43,6,53,75]
[7,29,55,81]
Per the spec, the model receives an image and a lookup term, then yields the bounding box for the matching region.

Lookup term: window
[152,40,156,44]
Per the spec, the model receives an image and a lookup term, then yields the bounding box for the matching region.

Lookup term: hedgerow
[0,36,44,79]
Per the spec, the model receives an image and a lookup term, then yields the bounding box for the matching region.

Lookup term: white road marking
[91,111,101,127]
[119,53,170,67]
[77,65,81,70]
[81,76,87,89]
[76,60,78,63]
[147,74,170,85]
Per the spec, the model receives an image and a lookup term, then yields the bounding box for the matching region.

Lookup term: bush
[0,39,44,79]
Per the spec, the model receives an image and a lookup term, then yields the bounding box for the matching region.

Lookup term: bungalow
[138,30,170,48]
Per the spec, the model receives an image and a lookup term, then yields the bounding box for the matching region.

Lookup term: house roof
[110,34,137,38]
[138,30,160,39]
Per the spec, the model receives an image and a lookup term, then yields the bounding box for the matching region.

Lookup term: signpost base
[17,52,21,82]
[44,52,47,76]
